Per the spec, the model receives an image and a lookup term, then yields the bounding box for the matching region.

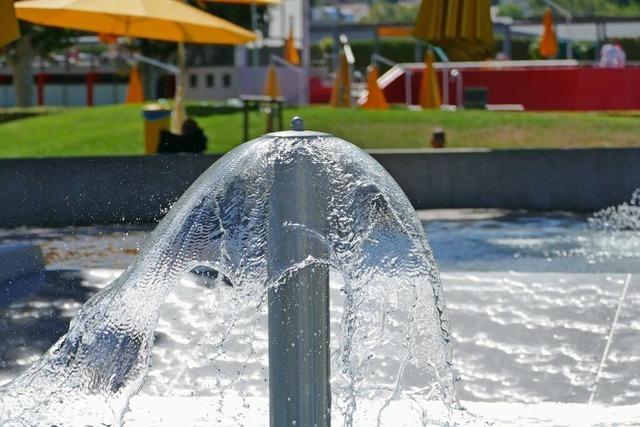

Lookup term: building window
[223,73,231,88]
[189,74,198,88]
[206,74,214,88]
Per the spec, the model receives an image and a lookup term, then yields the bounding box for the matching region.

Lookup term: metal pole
[404,68,412,107]
[504,25,512,59]
[454,70,463,109]
[566,16,573,59]
[251,2,259,67]
[442,62,449,107]
[301,0,311,104]
[268,117,331,427]
[414,40,421,63]
[280,0,286,42]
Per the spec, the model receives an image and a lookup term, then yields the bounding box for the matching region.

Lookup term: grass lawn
[0,104,639,158]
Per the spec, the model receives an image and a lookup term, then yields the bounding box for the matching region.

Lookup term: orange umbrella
[263,63,282,98]
[16,0,255,132]
[97,33,118,44]
[539,8,558,58]
[418,51,441,109]
[15,0,256,44]
[0,0,20,47]
[284,24,300,66]
[125,64,144,104]
[362,65,388,110]
[329,50,351,108]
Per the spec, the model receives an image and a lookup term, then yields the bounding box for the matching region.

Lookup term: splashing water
[0,133,462,425]
[589,189,640,231]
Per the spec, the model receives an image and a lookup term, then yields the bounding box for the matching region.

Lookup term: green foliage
[360,1,420,24]
[315,36,640,66]
[317,37,335,56]
[498,3,526,19]
[528,0,640,17]
[1,105,639,158]
[8,23,78,57]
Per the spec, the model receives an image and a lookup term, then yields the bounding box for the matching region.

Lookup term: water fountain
[589,189,640,231]
[0,118,463,426]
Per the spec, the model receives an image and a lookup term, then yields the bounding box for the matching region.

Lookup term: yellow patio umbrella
[205,0,279,4]
[418,51,441,109]
[0,0,20,48]
[539,8,558,58]
[15,0,255,133]
[14,0,255,43]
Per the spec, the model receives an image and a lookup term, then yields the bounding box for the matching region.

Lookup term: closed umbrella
[0,0,20,47]
[413,0,444,41]
[539,8,558,58]
[284,23,300,66]
[419,51,441,109]
[413,0,494,61]
[362,64,388,110]
[329,50,350,108]
[125,64,144,104]
[263,63,282,98]
[15,0,255,132]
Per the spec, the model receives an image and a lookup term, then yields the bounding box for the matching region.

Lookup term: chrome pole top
[266,116,330,138]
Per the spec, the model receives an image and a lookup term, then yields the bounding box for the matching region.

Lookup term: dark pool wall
[1,148,640,227]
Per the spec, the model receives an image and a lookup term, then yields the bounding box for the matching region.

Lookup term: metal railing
[371,53,414,107]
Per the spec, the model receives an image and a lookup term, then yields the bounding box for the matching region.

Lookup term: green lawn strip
[0,104,638,158]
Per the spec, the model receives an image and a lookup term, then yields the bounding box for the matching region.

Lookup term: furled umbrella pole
[15,0,255,132]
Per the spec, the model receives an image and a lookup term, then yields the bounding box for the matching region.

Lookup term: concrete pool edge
[2,147,640,226]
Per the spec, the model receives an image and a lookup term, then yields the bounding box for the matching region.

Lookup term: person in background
[157,118,208,153]
[181,119,207,153]
[600,41,626,68]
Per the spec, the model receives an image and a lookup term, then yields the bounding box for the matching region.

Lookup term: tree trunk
[7,35,34,107]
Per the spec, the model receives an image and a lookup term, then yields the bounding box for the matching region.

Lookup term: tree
[3,23,75,107]
[528,0,640,17]
[498,3,526,19]
[361,1,420,24]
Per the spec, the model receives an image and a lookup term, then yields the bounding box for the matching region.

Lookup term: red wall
[383,66,640,111]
